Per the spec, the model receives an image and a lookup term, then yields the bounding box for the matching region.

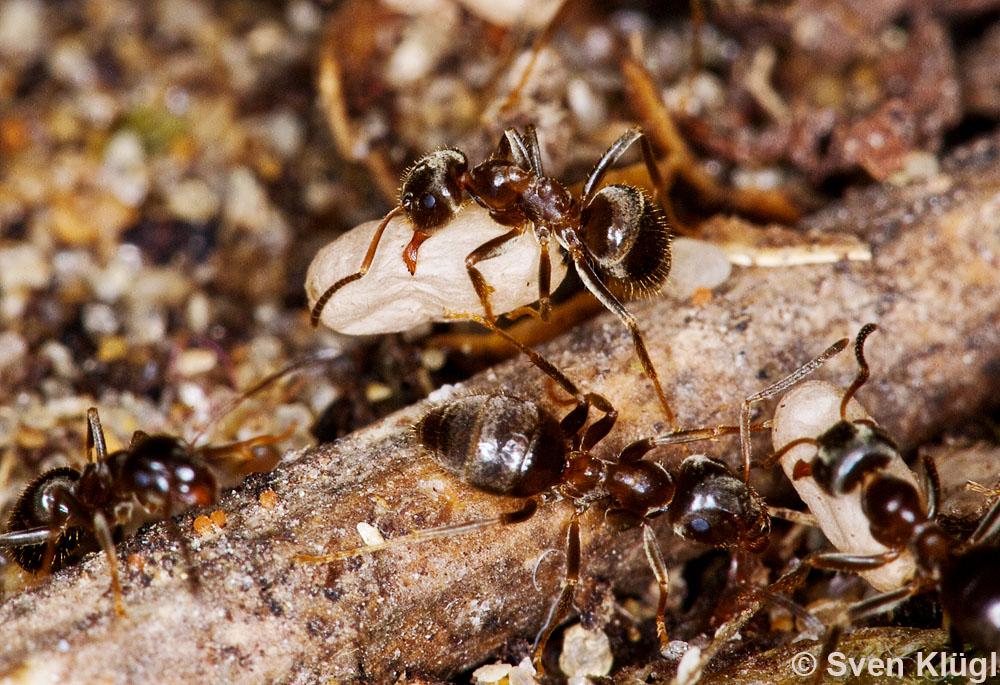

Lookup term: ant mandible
[0,351,333,615]
[296,328,768,672]
[309,125,677,426]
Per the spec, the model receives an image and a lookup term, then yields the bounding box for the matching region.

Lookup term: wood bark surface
[2,135,1000,684]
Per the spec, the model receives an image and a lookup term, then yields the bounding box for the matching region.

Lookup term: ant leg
[807,580,928,685]
[497,0,579,115]
[531,509,581,674]
[921,452,942,522]
[761,436,820,472]
[309,205,404,328]
[465,228,524,323]
[738,336,848,481]
[641,522,671,646]
[85,407,108,464]
[296,499,537,564]
[0,525,67,548]
[582,127,666,206]
[92,510,125,616]
[519,125,543,174]
[967,471,1000,546]
[462,313,616,446]
[496,128,533,170]
[536,229,552,321]
[559,230,677,430]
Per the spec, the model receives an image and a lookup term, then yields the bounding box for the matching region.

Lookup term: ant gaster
[296,327,768,672]
[768,325,1000,675]
[309,125,678,426]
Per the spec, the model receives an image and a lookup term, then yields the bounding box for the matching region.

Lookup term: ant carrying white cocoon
[306,203,568,335]
[308,124,679,426]
[768,324,921,592]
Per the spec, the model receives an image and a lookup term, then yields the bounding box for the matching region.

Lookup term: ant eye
[689,518,710,534]
[420,194,436,210]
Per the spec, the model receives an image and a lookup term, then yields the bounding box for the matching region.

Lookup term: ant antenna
[839,323,878,420]
[738,336,849,480]
[188,348,338,446]
[310,206,405,327]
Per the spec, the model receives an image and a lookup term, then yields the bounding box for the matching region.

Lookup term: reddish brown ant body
[0,408,287,615]
[0,351,333,615]
[297,332,769,672]
[309,125,678,426]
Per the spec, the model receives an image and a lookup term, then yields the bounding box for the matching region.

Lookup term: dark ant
[296,326,769,673]
[309,124,678,426]
[763,325,1000,676]
[0,351,334,615]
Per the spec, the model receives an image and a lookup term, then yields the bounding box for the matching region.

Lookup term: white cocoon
[771,380,920,592]
[306,203,568,335]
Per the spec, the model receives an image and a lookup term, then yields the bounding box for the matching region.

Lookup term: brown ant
[761,325,1000,676]
[296,329,769,673]
[0,351,334,615]
[309,124,678,426]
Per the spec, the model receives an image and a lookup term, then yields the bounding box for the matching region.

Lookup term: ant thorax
[306,202,568,335]
[771,379,921,592]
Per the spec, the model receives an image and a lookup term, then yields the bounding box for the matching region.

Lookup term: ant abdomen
[6,467,89,572]
[415,394,567,497]
[579,185,671,296]
[668,455,769,553]
[400,149,469,230]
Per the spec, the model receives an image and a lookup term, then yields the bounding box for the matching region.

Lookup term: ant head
[668,455,770,553]
[812,421,898,496]
[119,436,219,511]
[400,149,469,232]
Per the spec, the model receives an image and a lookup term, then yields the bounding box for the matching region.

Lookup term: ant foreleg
[91,510,125,616]
[85,407,109,464]
[309,205,403,327]
[531,509,581,675]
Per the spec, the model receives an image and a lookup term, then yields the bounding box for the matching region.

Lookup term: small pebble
[259,490,280,509]
[0,243,50,291]
[558,624,613,678]
[0,0,45,65]
[166,178,220,223]
[101,131,149,207]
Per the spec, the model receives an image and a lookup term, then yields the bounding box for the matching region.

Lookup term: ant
[308,124,678,426]
[0,350,334,615]
[296,325,769,673]
[758,325,1000,676]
